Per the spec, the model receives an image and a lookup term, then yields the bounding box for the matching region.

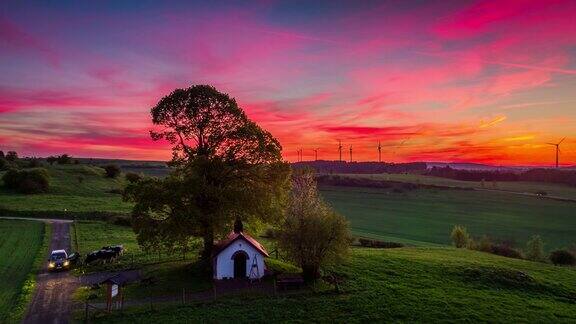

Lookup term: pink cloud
[0,16,60,66]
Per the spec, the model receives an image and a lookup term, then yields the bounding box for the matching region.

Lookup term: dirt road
[23,221,79,324]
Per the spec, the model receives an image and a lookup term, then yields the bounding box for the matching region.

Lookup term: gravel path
[23,221,79,324]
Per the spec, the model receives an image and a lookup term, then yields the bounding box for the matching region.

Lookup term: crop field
[320,185,576,250]
[89,246,576,323]
[0,165,132,214]
[335,173,576,200]
[0,219,45,322]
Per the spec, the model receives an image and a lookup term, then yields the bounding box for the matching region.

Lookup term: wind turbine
[377,141,382,162]
[338,140,343,162]
[547,137,566,168]
[313,148,319,161]
[349,145,353,162]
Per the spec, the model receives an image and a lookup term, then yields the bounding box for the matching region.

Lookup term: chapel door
[233,252,247,278]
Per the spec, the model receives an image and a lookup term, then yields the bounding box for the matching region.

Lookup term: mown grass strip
[8,222,51,323]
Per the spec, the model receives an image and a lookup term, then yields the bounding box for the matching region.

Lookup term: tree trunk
[302,264,320,283]
[201,230,214,261]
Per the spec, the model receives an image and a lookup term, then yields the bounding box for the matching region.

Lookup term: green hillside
[321,185,576,250]
[89,246,576,323]
[0,165,132,215]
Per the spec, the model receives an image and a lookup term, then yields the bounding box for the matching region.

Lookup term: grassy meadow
[0,165,131,215]
[73,221,182,274]
[88,246,576,323]
[321,185,576,250]
[0,219,46,322]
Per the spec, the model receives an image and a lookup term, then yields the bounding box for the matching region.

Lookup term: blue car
[48,250,69,271]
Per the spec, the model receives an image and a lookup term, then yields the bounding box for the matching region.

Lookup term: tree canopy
[278,169,350,281]
[126,85,290,263]
[150,85,282,165]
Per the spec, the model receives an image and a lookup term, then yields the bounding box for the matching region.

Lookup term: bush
[56,154,73,164]
[112,217,132,227]
[5,151,18,162]
[0,158,8,170]
[451,225,470,248]
[125,172,142,183]
[525,235,545,262]
[26,158,43,168]
[104,165,121,178]
[2,168,50,194]
[478,235,492,252]
[549,250,576,266]
[358,238,404,248]
[491,244,523,259]
[262,227,279,239]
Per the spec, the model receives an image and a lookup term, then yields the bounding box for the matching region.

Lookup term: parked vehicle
[48,249,69,271]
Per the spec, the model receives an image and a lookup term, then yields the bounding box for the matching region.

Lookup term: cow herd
[85,245,124,264]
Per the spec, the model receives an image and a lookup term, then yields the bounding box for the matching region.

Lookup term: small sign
[111,284,118,298]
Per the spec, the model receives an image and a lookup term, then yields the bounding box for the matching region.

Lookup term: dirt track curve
[23,221,78,324]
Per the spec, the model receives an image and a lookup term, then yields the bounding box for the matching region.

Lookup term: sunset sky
[1,0,575,165]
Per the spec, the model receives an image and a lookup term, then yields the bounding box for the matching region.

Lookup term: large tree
[125,85,290,262]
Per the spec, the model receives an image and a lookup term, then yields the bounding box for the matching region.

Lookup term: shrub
[56,154,73,164]
[0,158,8,170]
[478,235,492,253]
[467,237,477,250]
[451,225,470,248]
[5,151,18,162]
[525,235,545,262]
[262,227,279,239]
[549,250,576,266]
[2,168,50,194]
[358,238,404,248]
[112,217,132,227]
[358,238,373,247]
[372,240,404,248]
[26,158,43,168]
[491,244,523,259]
[104,164,121,178]
[125,172,142,183]
[2,169,21,188]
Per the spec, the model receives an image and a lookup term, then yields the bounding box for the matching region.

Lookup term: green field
[321,185,576,250]
[337,173,576,200]
[74,221,182,273]
[88,246,576,323]
[0,165,132,215]
[0,219,45,322]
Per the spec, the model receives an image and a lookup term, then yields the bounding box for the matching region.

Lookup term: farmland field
[334,173,576,200]
[0,219,45,322]
[88,246,576,323]
[320,185,576,250]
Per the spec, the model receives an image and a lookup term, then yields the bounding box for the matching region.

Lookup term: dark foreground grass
[0,219,45,323]
[321,185,576,250]
[88,247,576,323]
